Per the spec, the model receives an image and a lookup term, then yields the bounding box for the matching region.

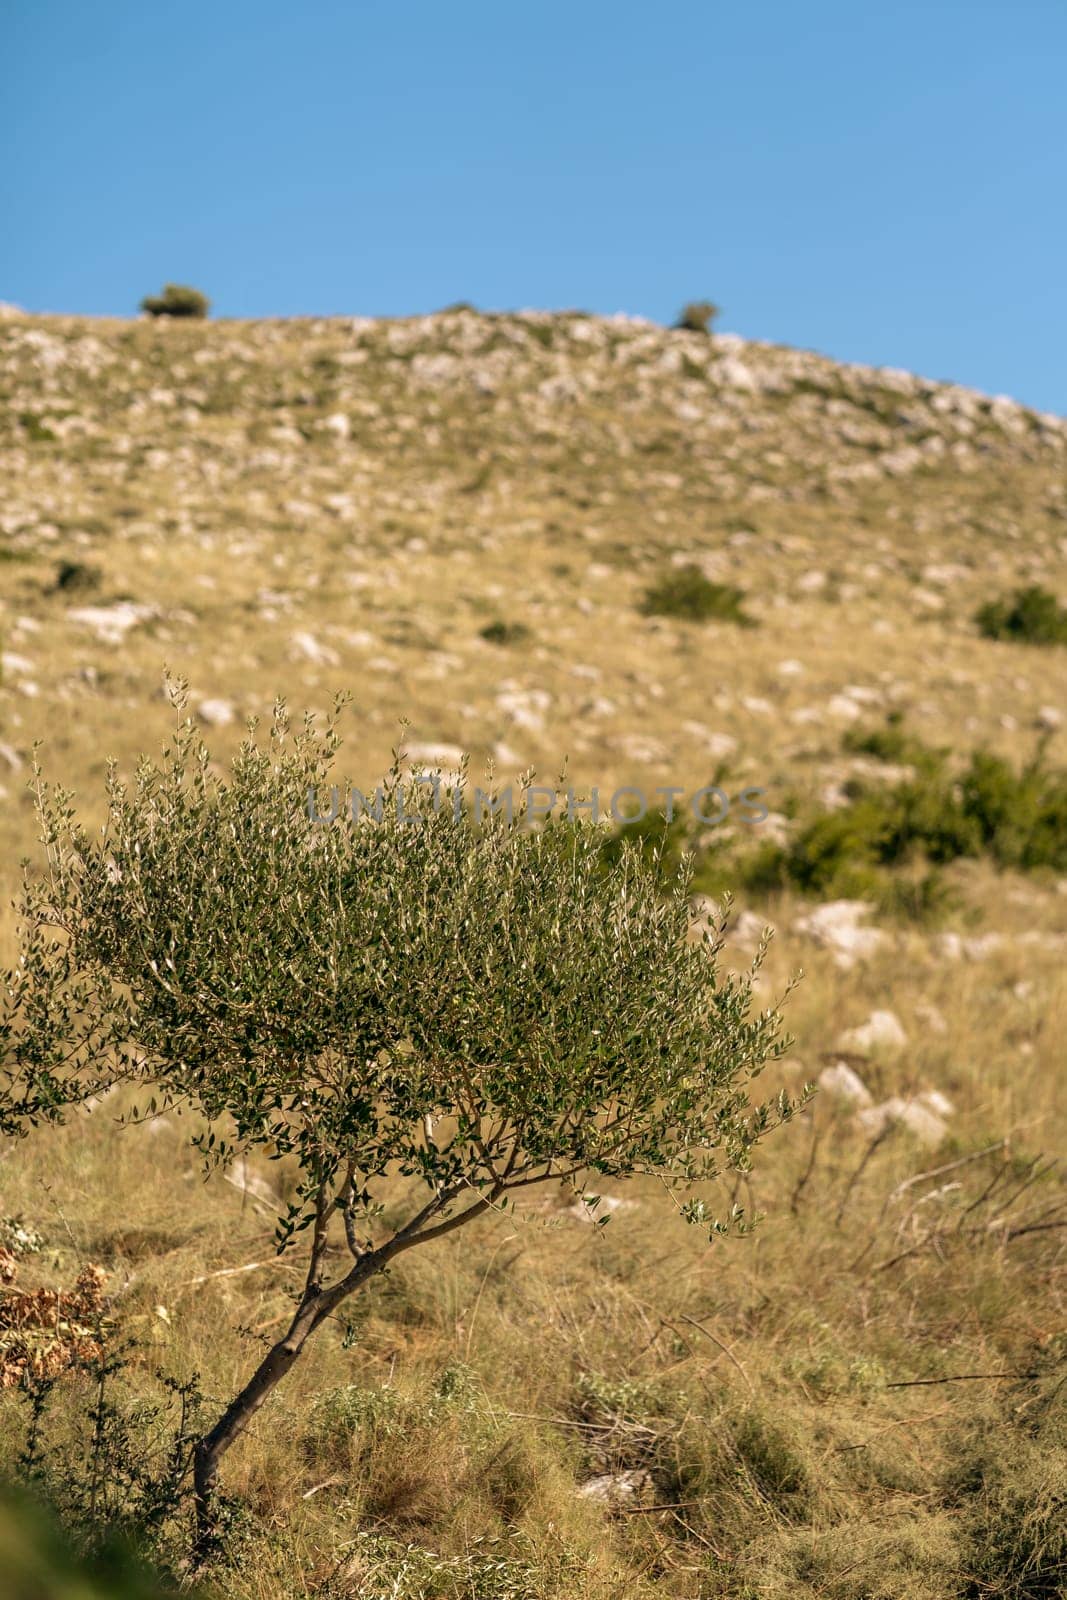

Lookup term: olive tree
[2,694,800,1551]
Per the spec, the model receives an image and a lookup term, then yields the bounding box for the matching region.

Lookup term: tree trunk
[193,1300,316,1553]
[191,1257,378,1557]
[188,1189,488,1558]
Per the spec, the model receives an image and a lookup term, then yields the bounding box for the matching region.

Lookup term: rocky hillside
[2,305,1066,1600]
[1,305,1065,869]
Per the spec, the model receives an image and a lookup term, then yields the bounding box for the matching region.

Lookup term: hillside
[1,306,1066,844]
[1,308,1065,1600]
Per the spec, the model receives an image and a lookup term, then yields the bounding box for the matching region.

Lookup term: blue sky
[3,1,1065,413]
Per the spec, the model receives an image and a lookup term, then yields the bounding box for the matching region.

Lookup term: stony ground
[0,305,1064,1598]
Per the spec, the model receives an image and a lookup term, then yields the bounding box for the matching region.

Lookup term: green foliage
[17,412,57,443]
[958,748,1067,870]
[303,1383,414,1465]
[3,688,795,1224]
[2,687,799,1536]
[976,585,1067,646]
[675,300,719,335]
[594,721,1067,920]
[640,565,754,625]
[433,1360,482,1410]
[597,805,692,882]
[305,1368,485,1469]
[0,1485,199,1600]
[841,712,944,773]
[574,1371,683,1429]
[571,1371,686,1475]
[139,285,210,320]
[739,725,1067,911]
[524,321,556,349]
[11,1347,206,1577]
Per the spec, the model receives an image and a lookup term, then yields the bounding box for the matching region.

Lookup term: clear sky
[3,0,1066,413]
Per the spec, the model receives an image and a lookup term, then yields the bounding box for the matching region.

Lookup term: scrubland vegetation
[140,286,211,321]
[0,303,1064,1596]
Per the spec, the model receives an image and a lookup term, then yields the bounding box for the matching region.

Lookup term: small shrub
[976,585,1067,647]
[18,413,57,443]
[524,321,556,349]
[53,560,102,594]
[433,1361,482,1410]
[675,300,719,335]
[139,284,210,320]
[960,747,1067,871]
[334,1529,559,1600]
[10,1345,207,1574]
[574,1372,681,1428]
[301,1373,515,1531]
[640,565,754,625]
[572,1372,686,1476]
[478,619,530,646]
[842,711,944,774]
[303,1384,413,1468]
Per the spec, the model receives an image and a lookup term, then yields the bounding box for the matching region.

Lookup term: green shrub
[478,619,530,646]
[53,559,102,594]
[976,585,1067,646]
[323,1529,558,1600]
[18,413,57,443]
[305,1370,483,1466]
[139,284,210,320]
[597,805,692,882]
[595,722,1067,918]
[640,565,754,625]
[571,1372,686,1479]
[574,1371,683,1430]
[735,724,1067,911]
[8,1348,207,1580]
[303,1384,415,1468]
[959,747,1067,870]
[675,300,719,335]
[841,712,944,774]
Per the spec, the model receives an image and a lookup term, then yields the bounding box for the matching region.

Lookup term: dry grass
[0,306,1065,1596]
